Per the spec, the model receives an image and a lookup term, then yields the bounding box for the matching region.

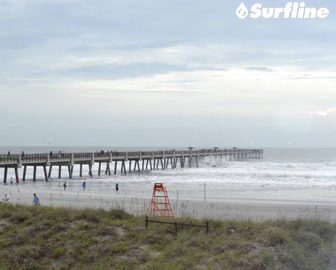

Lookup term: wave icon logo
[236,2,249,19]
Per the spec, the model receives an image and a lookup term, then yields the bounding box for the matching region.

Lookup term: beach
[1,148,336,221]
[2,183,336,221]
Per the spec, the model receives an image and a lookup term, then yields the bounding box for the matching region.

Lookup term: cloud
[1,0,336,146]
[245,66,274,72]
[62,62,192,79]
[311,107,336,117]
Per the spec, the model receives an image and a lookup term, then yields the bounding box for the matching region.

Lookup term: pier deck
[0,148,263,183]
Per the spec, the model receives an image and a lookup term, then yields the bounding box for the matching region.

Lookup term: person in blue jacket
[33,193,40,205]
[82,181,86,191]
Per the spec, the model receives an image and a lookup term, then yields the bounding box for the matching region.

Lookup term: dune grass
[0,204,336,270]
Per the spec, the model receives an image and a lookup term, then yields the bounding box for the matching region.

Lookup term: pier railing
[0,148,263,166]
[0,148,263,183]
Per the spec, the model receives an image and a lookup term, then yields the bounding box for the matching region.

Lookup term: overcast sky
[0,0,335,147]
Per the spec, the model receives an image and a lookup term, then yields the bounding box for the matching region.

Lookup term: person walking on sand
[115,183,119,192]
[33,193,40,205]
[82,181,86,191]
[2,194,10,203]
[63,181,67,191]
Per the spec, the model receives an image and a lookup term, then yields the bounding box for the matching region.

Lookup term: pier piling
[3,167,7,183]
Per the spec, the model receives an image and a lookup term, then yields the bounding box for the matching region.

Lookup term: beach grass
[0,204,336,270]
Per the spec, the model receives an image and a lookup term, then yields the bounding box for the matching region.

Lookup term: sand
[1,183,336,222]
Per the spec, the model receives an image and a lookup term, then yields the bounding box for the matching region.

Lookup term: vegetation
[0,204,336,270]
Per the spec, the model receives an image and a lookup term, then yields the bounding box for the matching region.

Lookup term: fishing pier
[0,148,263,183]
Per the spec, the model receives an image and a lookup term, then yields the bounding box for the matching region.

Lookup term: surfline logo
[236,2,329,19]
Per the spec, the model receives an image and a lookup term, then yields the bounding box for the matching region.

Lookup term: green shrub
[260,249,274,266]
[52,246,65,258]
[262,226,289,246]
[1,204,336,270]
[292,231,322,251]
[109,208,131,219]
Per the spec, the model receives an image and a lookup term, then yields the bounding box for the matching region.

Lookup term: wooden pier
[0,148,263,183]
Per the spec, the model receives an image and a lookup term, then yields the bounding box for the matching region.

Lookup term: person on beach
[63,181,67,191]
[33,193,40,205]
[115,183,119,192]
[2,194,10,203]
[82,181,86,191]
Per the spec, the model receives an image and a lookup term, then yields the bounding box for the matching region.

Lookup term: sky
[0,0,335,147]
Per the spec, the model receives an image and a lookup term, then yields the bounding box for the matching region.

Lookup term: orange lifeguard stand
[146,183,174,218]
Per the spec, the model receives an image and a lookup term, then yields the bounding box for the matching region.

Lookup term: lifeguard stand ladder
[146,183,174,218]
